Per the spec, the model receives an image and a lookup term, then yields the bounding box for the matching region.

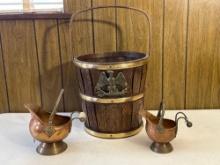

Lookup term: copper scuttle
[24,89,86,156]
[140,101,192,154]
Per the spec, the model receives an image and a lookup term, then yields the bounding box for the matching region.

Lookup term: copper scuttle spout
[139,101,192,154]
[24,89,86,156]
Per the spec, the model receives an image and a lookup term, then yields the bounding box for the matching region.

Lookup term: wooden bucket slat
[80,69,98,130]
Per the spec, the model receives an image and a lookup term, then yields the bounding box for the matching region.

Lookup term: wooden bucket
[70,5,151,138]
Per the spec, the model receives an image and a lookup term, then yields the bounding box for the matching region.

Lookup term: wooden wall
[0,0,219,113]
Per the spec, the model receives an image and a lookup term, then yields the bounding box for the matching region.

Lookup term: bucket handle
[69,5,151,58]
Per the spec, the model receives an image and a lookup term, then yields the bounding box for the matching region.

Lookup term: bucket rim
[73,51,149,70]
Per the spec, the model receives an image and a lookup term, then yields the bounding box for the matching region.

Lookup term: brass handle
[156,101,165,133]
[48,89,64,125]
[175,112,192,134]
[71,112,87,122]
[69,5,151,58]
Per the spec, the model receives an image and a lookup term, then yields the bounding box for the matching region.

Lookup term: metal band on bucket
[73,55,148,70]
[80,93,144,104]
[84,124,143,139]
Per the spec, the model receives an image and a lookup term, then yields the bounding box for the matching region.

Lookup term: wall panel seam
[0,32,10,112]
[184,0,190,109]
[91,0,96,53]
[162,0,165,102]
[33,19,43,107]
[56,18,65,111]
[90,0,98,127]
[115,0,117,52]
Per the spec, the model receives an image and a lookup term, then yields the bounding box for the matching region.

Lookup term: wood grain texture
[76,68,89,125]
[58,19,81,112]
[132,67,143,128]
[63,0,73,12]
[0,0,220,111]
[121,102,133,131]
[90,69,111,131]
[186,0,220,109]
[94,103,107,132]
[66,0,94,56]
[0,21,41,112]
[59,0,94,112]
[89,69,129,132]
[79,65,145,133]
[116,0,149,52]
[131,99,143,129]
[0,34,9,113]
[34,19,64,112]
[116,0,163,110]
[80,69,98,130]
[93,0,116,53]
[163,0,188,109]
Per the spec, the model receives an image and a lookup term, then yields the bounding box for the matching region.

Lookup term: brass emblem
[43,126,56,137]
[95,70,128,97]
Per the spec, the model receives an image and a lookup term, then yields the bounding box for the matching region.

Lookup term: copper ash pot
[140,102,192,154]
[24,104,86,155]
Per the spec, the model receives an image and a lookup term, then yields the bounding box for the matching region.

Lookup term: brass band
[73,56,148,70]
[84,123,143,139]
[80,93,144,104]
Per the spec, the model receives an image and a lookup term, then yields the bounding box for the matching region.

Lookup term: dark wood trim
[0,12,71,20]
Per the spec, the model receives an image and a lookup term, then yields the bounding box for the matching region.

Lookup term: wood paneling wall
[163,0,188,109]
[0,0,219,112]
[186,0,220,109]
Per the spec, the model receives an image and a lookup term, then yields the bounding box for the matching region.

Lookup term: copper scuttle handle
[175,112,193,134]
[71,111,87,123]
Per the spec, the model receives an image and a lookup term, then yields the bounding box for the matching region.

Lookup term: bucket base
[84,123,143,139]
[36,141,67,155]
[150,142,173,154]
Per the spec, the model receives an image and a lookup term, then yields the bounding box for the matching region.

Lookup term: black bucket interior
[76,51,147,63]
